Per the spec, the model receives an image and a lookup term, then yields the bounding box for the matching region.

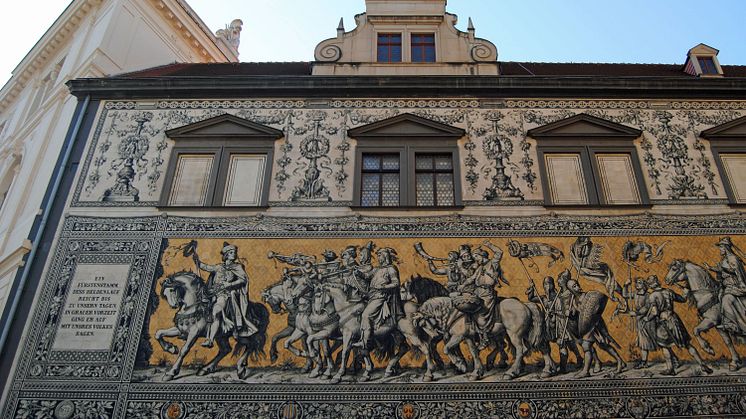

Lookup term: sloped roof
[114,61,746,79]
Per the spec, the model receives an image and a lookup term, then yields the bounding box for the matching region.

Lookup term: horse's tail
[526,302,547,352]
[372,329,401,362]
[234,301,270,361]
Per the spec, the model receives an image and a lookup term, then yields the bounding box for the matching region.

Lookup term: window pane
[595,153,641,205]
[381,173,400,206]
[411,33,435,63]
[382,155,400,170]
[377,33,402,63]
[223,154,266,206]
[720,154,746,203]
[168,155,213,206]
[698,57,718,75]
[363,155,381,170]
[436,173,455,206]
[544,153,589,205]
[416,173,435,206]
[435,155,453,170]
[415,154,433,170]
[361,173,380,207]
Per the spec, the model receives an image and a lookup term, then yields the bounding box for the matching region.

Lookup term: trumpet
[414,242,449,262]
[268,251,316,266]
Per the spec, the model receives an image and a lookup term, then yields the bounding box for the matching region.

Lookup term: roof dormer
[312,0,498,76]
[684,43,724,77]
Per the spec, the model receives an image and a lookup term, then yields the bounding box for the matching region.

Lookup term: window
[361,153,400,207]
[349,113,465,208]
[411,34,436,63]
[701,115,746,205]
[377,33,402,62]
[415,154,454,206]
[529,114,649,207]
[540,147,645,206]
[160,114,281,208]
[698,57,718,75]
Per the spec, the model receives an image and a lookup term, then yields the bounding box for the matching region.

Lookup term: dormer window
[411,34,435,63]
[377,33,402,62]
[684,43,723,77]
[697,57,718,75]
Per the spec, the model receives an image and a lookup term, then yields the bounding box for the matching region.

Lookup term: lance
[518,257,546,314]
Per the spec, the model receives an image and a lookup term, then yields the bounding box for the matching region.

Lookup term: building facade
[0,0,240,349]
[2,1,746,417]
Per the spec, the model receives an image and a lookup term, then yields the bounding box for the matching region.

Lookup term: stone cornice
[149,0,238,64]
[0,0,103,113]
[67,74,746,100]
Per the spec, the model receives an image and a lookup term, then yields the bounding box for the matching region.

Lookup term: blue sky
[1,0,745,84]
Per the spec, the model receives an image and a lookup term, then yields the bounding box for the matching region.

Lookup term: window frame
[376,33,403,63]
[353,140,462,208]
[701,115,746,206]
[159,115,281,209]
[410,33,436,63]
[537,143,649,207]
[160,142,274,208]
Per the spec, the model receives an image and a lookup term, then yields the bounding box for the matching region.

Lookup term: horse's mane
[418,296,453,325]
[685,260,718,289]
[408,275,448,303]
[161,271,207,302]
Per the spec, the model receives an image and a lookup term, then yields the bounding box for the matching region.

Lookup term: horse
[398,276,450,381]
[261,279,314,373]
[155,271,269,381]
[308,282,409,383]
[413,294,555,380]
[665,259,741,371]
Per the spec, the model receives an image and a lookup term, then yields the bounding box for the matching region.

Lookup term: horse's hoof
[163,373,176,381]
[309,370,321,379]
[730,362,741,371]
[330,375,342,384]
[701,364,713,375]
[575,371,590,379]
[502,372,518,380]
[423,374,433,382]
[617,362,628,374]
[540,370,552,379]
[359,374,371,382]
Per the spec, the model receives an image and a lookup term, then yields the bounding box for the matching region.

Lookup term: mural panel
[72,100,746,207]
[5,214,746,418]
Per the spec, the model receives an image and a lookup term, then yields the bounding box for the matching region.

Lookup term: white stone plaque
[53,264,130,351]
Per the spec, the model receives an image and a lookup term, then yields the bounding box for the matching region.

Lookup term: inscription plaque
[52,264,130,351]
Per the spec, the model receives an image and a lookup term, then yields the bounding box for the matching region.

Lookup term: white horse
[665,259,742,371]
[155,272,269,380]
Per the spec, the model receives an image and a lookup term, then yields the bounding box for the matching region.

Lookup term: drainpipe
[0,95,90,355]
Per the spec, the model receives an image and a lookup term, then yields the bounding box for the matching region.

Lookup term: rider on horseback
[195,242,258,348]
[457,241,508,350]
[353,247,403,349]
[706,237,746,336]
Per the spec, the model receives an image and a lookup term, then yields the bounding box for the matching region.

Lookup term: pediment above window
[165,114,284,140]
[701,115,746,139]
[348,113,465,138]
[527,113,642,139]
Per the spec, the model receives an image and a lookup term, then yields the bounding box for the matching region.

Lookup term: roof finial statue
[216,19,243,52]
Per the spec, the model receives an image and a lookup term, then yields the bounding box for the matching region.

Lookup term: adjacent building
[2,1,746,417]
[0,0,240,354]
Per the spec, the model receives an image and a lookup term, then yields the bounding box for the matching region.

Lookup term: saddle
[452,292,483,314]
